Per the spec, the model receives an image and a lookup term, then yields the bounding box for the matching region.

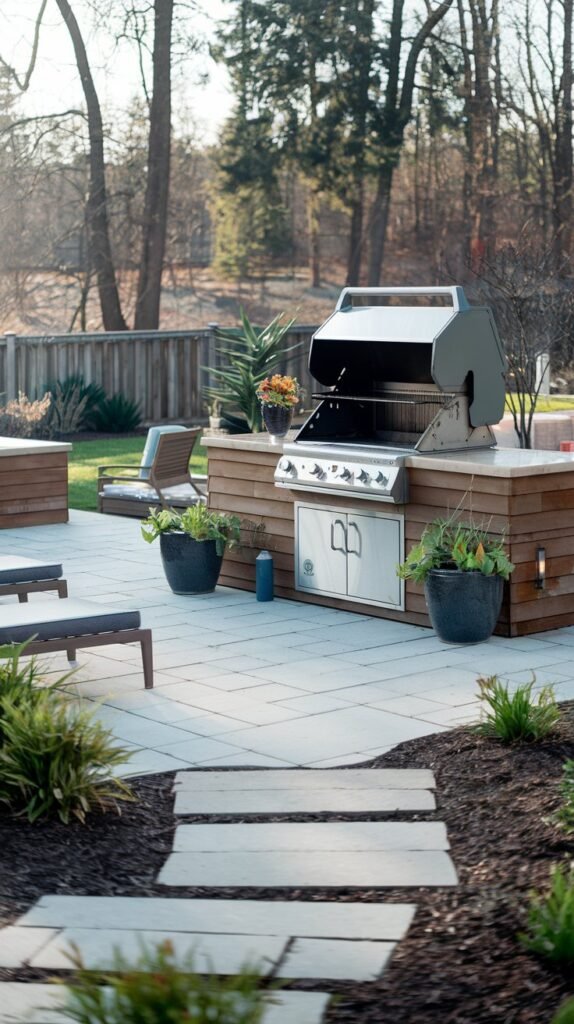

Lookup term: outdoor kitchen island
[206,433,574,638]
[0,436,70,528]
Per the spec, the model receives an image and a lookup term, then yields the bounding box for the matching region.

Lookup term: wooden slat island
[206,434,574,637]
[0,437,71,528]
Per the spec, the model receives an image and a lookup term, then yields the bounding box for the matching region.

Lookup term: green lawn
[69,436,208,512]
[506,395,574,413]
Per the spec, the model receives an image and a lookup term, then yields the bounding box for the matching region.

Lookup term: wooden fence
[0,325,315,423]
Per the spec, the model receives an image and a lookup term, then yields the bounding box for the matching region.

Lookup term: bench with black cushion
[0,599,153,688]
[0,556,68,602]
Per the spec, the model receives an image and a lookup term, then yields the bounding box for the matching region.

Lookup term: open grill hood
[296,286,507,454]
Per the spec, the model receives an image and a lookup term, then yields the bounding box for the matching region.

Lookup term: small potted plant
[397,517,514,644]
[207,398,223,431]
[256,374,303,443]
[141,505,242,595]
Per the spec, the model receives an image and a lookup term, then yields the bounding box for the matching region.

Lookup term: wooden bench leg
[57,580,68,598]
[140,630,154,689]
[67,648,77,664]
[18,592,28,604]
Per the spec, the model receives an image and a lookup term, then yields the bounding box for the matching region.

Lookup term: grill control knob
[338,467,352,480]
[376,471,389,486]
[279,458,294,473]
[310,463,324,477]
[358,469,371,483]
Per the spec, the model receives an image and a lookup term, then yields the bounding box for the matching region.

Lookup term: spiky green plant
[553,998,574,1024]
[0,641,56,744]
[519,863,574,962]
[204,309,299,432]
[474,675,560,742]
[0,691,133,823]
[89,394,142,433]
[59,939,268,1023]
[141,505,242,555]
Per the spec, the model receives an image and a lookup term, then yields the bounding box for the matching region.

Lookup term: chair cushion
[100,481,207,503]
[0,556,63,585]
[0,599,141,645]
[140,425,188,480]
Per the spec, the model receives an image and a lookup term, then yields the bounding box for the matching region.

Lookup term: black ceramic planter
[262,404,293,441]
[159,532,223,595]
[424,569,504,645]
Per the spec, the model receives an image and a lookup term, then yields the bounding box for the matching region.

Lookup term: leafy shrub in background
[204,309,298,433]
[0,391,51,438]
[474,675,559,742]
[89,393,142,433]
[47,376,106,435]
[60,939,267,1024]
[519,863,574,963]
[553,999,574,1024]
[555,761,574,835]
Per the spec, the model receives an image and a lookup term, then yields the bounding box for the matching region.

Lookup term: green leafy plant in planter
[397,517,514,644]
[554,760,574,834]
[59,939,268,1023]
[204,309,298,433]
[142,505,242,595]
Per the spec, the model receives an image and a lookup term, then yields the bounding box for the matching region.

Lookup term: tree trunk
[367,163,394,286]
[346,192,364,286]
[553,0,573,259]
[55,0,127,331]
[307,188,321,288]
[134,0,174,330]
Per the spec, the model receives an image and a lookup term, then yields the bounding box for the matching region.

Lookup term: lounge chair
[98,426,207,518]
[0,599,153,688]
[0,556,68,603]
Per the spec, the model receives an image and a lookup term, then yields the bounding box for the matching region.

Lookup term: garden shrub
[474,675,559,742]
[0,647,133,823]
[47,376,106,435]
[519,863,574,962]
[60,939,267,1023]
[555,761,574,835]
[0,391,51,438]
[89,393,142,433]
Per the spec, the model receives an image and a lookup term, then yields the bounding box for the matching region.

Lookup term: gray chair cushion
[100,481,207,502]
[0,556,63,585]
[0,599,141,645]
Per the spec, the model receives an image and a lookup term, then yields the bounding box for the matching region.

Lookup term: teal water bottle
[256,550,274,601]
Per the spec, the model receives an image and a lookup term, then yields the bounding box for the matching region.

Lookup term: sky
[0,0,233,142]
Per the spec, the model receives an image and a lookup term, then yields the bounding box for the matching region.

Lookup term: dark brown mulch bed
[1,706,573,1021]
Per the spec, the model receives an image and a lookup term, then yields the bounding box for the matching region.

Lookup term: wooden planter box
[0,438,70,528]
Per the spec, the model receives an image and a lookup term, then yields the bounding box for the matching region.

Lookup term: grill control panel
[274,450,408,504]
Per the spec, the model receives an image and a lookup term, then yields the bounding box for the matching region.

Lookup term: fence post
[202,322,219,399]
[4,332,17,401]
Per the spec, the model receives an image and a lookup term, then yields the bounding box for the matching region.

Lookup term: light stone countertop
[204,433,574,477]
[0,436,72,457]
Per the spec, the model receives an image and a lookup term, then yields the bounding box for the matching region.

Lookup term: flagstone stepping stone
[172,821,449,853]
[159,850,457,888]
[173,769,436,815]
[278,937,394,982]
[0,983,330,1024]
[20,894,417,942]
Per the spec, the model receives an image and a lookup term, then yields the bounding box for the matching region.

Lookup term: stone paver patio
[2,510,574,771]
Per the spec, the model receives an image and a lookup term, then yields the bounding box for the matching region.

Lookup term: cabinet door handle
[348,520,362,556]
[331,518,347,553]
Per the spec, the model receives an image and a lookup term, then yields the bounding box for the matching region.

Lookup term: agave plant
[204,309,299,432]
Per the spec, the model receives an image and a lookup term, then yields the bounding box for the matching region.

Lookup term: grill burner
[275,286,506,503]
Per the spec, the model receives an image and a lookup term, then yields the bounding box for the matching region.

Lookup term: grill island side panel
[206,436,574,637]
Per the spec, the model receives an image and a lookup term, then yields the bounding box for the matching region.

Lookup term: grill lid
[308,286,506,429]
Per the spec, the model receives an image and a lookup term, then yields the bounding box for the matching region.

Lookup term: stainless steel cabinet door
[347,512,403,607]
[296,506,347,597]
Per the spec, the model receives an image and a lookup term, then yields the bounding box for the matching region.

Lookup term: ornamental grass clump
[0,644,133,824]
[555,760,574,835]
[474,675,560,742]
[553,998,574,1023]
[519,863,574,963]
[60,939,267,1024]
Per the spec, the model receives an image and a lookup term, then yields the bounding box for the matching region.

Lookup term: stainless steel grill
[275,286,506,503]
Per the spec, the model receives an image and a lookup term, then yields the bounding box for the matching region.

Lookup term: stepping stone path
[0,768,457,1022]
